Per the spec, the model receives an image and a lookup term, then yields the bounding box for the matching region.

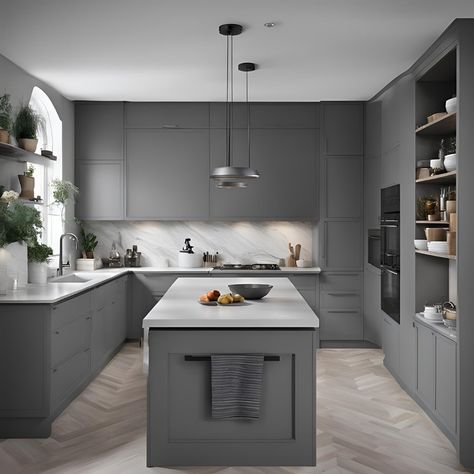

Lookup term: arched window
[28,87,63,254]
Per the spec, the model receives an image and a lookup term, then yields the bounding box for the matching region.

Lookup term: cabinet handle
[184,355,280,362]
[327,292,358,296]
[327,310,358,314]
[162,124,178,128]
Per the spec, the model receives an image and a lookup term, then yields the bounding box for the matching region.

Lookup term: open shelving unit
[415,249,456,260]
[415,170,456,184]
[0,142,56,166]
[415,111,456,135]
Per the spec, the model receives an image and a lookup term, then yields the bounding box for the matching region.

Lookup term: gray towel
[211,354,264,420]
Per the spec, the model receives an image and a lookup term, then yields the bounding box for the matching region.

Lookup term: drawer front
[288,275,318,291]
[51,292,91,330]
[320,291,360,309]
[91,284,107,311]
[51,349,90,411]
[320,272,361,291]
[319,309,363,340]
[51,314,91,368]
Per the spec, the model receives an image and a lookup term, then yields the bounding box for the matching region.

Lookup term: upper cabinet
[75,102,124,160]
[125,103,209,129]
[321,103,364,156]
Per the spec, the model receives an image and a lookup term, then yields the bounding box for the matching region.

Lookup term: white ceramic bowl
[445,97,457,114]
[414,239,428,250]
[444,153,457,172]
[430,158,444,170]
[296,259,312,268]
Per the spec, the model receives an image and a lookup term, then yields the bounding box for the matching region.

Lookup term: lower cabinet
[382,313,400,375]
[415,321,457,438]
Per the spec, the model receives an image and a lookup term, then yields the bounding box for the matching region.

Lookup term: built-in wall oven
[381,185,400,323]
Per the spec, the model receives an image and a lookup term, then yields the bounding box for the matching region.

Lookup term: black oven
[381,185,400,323]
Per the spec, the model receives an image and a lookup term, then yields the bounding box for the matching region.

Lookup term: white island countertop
[142,277,319,329]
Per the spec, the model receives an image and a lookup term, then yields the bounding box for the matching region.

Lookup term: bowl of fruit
[198,290,245,306]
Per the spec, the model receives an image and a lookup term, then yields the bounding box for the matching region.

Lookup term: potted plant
[28,241,53,285]
[80,227,98,259]
[0,192,42,288]
[18,164,35,200]
[50,179,79,224]
[13,104,42,152]
[0,93,12,144]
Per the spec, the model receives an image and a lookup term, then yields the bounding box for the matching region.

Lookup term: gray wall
[0,53,75,234]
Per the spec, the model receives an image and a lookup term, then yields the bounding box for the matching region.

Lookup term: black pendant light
[210,24,260,188]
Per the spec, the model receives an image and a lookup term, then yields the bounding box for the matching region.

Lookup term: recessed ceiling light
[264,22,276,28]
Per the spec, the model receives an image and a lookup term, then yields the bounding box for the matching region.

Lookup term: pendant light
[210,24,260,188]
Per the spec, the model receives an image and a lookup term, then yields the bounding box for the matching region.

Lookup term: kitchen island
[143,277,319,467]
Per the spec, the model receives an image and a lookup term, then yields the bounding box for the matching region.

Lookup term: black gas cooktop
[213,263,281,271]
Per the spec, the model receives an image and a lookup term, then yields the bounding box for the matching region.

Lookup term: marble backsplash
[83,221,315,267]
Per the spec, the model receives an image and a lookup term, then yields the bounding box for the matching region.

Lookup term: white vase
[4,242,28,289]
[28,262,48,285]
[0,249,9,295]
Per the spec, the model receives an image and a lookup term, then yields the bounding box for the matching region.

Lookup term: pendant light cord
[225,35,230,167]
[246,69,250,168]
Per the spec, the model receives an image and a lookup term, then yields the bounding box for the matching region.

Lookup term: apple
[199,294,210,303]
[207,289,221,301]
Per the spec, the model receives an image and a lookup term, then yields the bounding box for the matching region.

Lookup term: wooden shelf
[0,142,55,166]
[416,220,449,225]
[415,249,456,260]
[416,170,456,184]
[416,112,456,136]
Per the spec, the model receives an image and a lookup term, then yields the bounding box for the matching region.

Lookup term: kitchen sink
[50,272,99,283]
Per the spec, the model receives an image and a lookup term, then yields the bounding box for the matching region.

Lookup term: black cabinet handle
[184,355,280,362]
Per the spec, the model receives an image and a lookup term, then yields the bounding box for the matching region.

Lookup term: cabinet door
[210,129,318,219]
[320,309,363,340]
[382,314,400,376]
[76,162,123,219]
[126,129,210,219]
[91,299,108,373]
[322,103,364,156]
[435,335,457,434]
[105,278,127,351]
[322,220,362,270]
[416,324,435,410]
[251,103,319,129]
[75,102,124,161]
[322,156,363,218]
[125,103,209,129]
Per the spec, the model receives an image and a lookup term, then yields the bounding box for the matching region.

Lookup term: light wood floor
[0,344,471,474]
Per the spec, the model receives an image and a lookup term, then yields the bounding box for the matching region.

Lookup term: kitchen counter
[0,266,322,304]
[414,312,457,342]
[143,277,320,329]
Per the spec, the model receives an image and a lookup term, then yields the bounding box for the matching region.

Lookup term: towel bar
[184,355,280,362]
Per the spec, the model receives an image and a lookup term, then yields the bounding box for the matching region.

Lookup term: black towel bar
[184,355,280,362]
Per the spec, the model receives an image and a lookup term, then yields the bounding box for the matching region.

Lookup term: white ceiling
[1,0,474,102]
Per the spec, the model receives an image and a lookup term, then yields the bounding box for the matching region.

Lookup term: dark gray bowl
[228,283,273,300]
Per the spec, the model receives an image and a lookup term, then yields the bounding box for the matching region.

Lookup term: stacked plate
[427,241,448,253]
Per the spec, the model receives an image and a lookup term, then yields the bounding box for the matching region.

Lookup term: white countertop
[0,266,321,304]
[142,277,319,329]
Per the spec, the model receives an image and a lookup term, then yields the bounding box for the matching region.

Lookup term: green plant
[51,179,79,206]
[28,242,53,263]
[0,200,42,248]
[13,104,41,140]
[442,137,456,155]
[0,93,12,131]
[80,227,98,254]
[416,195,437,220]
[24,164,34,178]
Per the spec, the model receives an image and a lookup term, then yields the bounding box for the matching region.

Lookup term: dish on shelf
[427,241,449,253]
[414,239,428,250]
[444,153,457,172]
[420,312,444,322]
[425,228,447,241]
[445,97,457,114]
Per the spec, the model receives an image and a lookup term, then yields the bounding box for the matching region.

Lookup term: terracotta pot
[18,138,38,152]
[18,175,35,200]
[0,128,9,144]
[85,251,94,259]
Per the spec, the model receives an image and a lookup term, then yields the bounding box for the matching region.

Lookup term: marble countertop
[0,266,322,304]
[414,313,457,342]
[143,277,319,329]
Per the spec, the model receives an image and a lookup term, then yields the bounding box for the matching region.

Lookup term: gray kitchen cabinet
[321,103,364,156]
[322,220,363,270]
[105,277,127,350]
[125,102,209,129]
[210,129,318,219]
[75,102,124,161]
[321,156,363,219]
[416,323,435,409]
[91,286,108,373]
[76,161,123,220]
[382,313,400,376]
[126,129,210,219]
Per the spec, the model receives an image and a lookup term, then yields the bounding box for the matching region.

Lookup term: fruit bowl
[228,284,273,300]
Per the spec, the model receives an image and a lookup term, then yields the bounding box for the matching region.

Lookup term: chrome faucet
[59,233,78,276]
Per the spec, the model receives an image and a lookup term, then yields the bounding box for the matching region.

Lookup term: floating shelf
[19,199,44,206]
[0,142,55,166]
[415,249,456,260]
[416,170,456,184]
[416,112,456,136]
[416,220,449,225]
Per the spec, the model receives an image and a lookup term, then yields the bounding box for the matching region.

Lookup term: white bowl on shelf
[444,153,457,172]
[430,158,444,170]
[445,97,457,114]
[414,239,428,250]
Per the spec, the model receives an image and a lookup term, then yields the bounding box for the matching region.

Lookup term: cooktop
[213,264,281,271]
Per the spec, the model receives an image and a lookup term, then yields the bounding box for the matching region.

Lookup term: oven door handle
[381,266,399,275]
[380,224,398,228]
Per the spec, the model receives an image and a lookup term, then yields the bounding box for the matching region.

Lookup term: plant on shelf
[80,227,98,259]
[50,179,79,224]
[18,164,35,200]
[13,104,42,152]
[416,195,438,220]
[442,136,456,155]
[0,93,12,144]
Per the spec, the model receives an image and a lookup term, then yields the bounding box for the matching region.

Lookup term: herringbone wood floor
[0,344,470,474]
